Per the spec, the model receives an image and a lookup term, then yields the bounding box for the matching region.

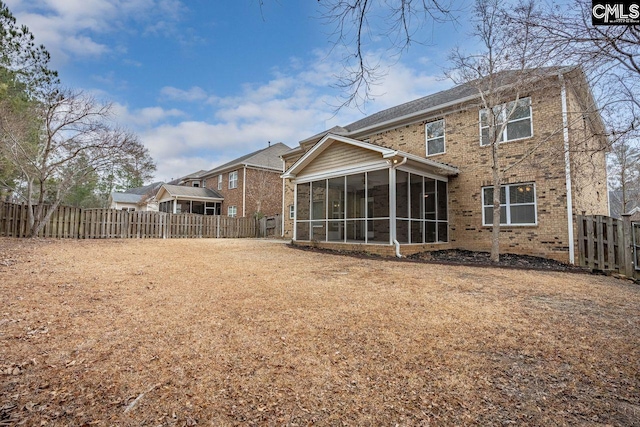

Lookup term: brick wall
[244,167,284,217]
[282,75,608,262]
[204,167,284,218]
[204,169,244,216]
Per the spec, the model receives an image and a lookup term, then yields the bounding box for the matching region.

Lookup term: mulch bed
[407,249,589,272]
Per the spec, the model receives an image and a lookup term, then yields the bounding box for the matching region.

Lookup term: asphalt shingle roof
[110,193,144,203]
[161,184,223,199]
[204,142,291,176]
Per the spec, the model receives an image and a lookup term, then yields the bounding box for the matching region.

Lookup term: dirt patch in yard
[1,237,639,426]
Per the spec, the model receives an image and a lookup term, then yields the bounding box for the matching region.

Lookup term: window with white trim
[229,170,238,189]
[482,183,537,226]
[425,119,445,156]
[480,97,532,146]
[228,205,237,217]
[289,204,295,219]
[217,174,222,190]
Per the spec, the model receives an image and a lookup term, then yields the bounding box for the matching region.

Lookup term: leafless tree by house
[445,0,564,262]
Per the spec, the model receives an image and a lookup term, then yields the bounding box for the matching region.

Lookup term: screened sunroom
[283,134,458,246]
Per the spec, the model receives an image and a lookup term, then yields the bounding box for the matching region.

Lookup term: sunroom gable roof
[281,133,459,179]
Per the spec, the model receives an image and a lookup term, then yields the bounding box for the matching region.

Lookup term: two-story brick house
[201,142,291,218]
[281,67,609,263]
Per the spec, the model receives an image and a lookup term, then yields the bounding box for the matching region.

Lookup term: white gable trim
[282,133,458,179]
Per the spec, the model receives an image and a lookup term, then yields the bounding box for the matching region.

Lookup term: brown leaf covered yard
[1,238,639,426]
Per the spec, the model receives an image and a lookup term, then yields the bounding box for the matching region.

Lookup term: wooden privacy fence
[577,214,639,281]
[0,202,258,239]
[257,214,282,238]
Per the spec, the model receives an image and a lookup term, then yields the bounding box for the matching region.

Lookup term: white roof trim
[281,133,458,179]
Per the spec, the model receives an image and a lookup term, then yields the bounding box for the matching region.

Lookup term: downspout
[242,167,247,217]
[391,157,408,258]
[560,74,575,264]
[281,157,286,237]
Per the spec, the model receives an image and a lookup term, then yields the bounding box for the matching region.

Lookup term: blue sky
[5,0,473,182]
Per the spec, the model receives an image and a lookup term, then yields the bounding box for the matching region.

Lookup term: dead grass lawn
[1,238,639,426]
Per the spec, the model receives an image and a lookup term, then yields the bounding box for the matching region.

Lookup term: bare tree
[514,0,640,143]
[608,136,640,216]
[319,0,456,109]
[446,0,559,262]
[0,88,148,236]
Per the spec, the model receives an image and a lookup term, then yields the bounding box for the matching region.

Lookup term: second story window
[480,97,532,146]
[217,174,222,190]
[426,119,445,156]
[229,170,238,189]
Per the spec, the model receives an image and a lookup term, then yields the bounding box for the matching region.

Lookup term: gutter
[560,73,575,264]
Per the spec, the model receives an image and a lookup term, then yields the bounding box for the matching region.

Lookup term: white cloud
[160,86,210,103]
[5,0,184,62]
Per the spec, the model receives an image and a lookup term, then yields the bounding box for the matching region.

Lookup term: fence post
[621,213,634,277]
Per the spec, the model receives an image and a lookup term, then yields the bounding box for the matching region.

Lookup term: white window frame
[425,119,445,156]
[228,205,237,217]
[289,204,295,219]
[229,170,238,189]
[481,182,537,226]
[217,174,222,190]
[480,97,532,146]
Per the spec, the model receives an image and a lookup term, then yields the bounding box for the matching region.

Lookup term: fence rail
[0,202,258,239]
[577,214,638,281]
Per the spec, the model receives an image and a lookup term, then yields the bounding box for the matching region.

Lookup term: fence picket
[0,201,268,241]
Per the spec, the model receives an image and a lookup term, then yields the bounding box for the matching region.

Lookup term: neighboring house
[197,142,291,218]
[155,184,223,214]
[281,67,609,263]
[109,182,163,211]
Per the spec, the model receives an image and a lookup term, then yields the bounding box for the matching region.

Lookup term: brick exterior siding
[282,73,609,262]
[204,167,283,218]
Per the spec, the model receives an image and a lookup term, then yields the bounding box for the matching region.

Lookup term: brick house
[199,142,291,218]
[281,67,609,263]
[155,144,290,217]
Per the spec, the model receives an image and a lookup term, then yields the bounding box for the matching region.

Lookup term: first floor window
[289,204,295,219]
[228,205,237,217]
[229,171,238,189]
[426,119,445,156]
[482,182,536,226]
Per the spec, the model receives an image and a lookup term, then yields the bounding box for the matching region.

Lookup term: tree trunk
[490,139,501,263]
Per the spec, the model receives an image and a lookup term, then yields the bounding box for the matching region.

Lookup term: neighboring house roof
[110,192,144,204]
[156,184,223,201]
[123,182,164,196]
[203,142,292,177]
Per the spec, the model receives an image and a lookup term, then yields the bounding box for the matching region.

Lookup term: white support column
[173,199,177,214]
[292,183,297,241]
